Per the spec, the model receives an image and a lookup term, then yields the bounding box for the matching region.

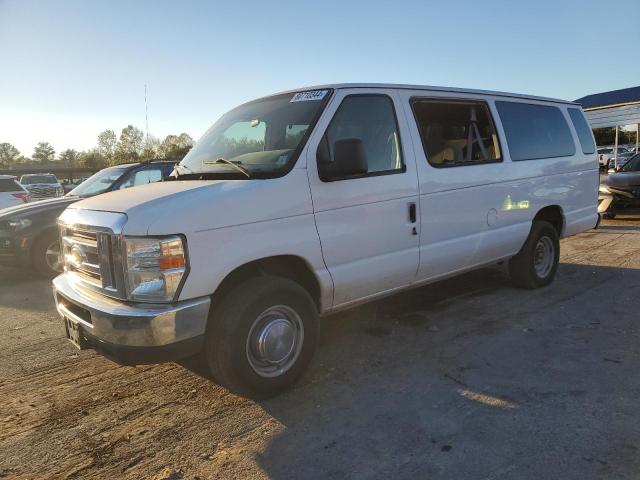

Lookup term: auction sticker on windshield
[290,90,328,102]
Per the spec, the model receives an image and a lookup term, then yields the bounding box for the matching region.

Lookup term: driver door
[306,89,420,308]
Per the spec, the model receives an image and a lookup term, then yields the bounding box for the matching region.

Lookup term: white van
[53,84,598,397]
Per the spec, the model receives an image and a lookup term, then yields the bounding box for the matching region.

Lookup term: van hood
[67,172,312,236]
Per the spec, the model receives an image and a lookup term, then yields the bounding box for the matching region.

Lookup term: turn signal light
[159,255,186,270]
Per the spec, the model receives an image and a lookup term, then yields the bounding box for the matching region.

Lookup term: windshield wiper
[203,158,251,178]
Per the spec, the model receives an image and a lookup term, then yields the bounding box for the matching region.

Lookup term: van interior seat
[424,124,463,165]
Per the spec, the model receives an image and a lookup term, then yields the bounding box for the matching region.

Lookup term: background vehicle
[0,175,30,209]
[607,149,635,169]
[52,84,598,399]
[19,173,64,200]
[598,146,630,168]
[0,161,175,276]
[599,153,640,218]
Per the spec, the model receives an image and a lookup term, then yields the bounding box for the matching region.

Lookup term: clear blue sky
[1,0,638,156]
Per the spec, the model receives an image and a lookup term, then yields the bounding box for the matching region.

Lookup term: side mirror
[317,138,368,180]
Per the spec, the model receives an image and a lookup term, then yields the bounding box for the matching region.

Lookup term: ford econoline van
[53,84,599,397]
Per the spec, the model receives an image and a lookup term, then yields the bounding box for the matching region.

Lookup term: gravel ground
[1,216,640,479]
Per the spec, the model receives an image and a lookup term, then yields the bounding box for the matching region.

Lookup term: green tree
[0,143,21,167]
[158,133,194,160]
[141,134,160,160]
[32,142,56,164]
[97,129,117,164]
[114,125,144,164]
[78,150,107,169]
[59,148,80,167]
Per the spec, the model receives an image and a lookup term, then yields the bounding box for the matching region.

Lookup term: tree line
[0,125,194,169]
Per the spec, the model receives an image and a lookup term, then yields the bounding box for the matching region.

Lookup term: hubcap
[246,305,304,378]
[45,240,62,272]
[533,236,554,278]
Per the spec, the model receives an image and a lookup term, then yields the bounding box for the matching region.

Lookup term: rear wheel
[31,230,62,277]
[204,275,319,399]
[509,220,559,289]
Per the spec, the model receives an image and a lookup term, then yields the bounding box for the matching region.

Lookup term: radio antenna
[144,84,150,163]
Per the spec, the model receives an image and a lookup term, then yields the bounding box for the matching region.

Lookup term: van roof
[270,83,577,106]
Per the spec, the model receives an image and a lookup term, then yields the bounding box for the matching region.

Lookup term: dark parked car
[0,161,175,276]
[598,153,640,219]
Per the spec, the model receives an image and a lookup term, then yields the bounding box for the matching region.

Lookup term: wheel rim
[533,236,554,278]
[45,240,62,272]
[246,305,304,378]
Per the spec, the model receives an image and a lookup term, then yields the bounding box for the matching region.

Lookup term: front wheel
[32,231,62,277]
[204,275,319,399]
[509,220,560,289]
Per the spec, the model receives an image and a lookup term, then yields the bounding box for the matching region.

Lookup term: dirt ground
[2,217,640,479]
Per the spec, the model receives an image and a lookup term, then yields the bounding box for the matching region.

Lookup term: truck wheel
[32,230,62,277]
[509,220,559,289]
[204,275,319,398]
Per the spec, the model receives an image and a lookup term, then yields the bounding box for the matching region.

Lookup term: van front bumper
[52,274,210,365]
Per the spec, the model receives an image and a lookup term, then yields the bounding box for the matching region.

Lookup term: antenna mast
[144,84,149,144]
[144,84,150,163]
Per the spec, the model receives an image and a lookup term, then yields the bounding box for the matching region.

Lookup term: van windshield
[178,90,331,178]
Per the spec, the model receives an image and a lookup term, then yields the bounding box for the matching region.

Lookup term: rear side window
[412,99,501,167]
[0,179,22,192]
[567,108,596,154]
[495,101,576,161]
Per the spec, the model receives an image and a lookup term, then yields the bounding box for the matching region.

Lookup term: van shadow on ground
[241,262,640,479]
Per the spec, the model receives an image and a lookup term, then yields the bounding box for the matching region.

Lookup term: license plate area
[64,317,87,350]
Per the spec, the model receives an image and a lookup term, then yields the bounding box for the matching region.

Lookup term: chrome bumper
[597,192,614,214]
[52,273,210,348]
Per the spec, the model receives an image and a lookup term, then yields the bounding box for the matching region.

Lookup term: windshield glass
[179,90,331,177]
[68,166,127,196]
[21,174,57,185]
[622,153,640,172]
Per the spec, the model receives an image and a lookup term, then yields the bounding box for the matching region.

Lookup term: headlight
[7,218,32,231]
[124,235,188,302]
[56,186,64,196]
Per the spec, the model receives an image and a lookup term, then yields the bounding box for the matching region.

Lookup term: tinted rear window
[0,179,22,192]
[495,101,576,161]
[567,108,596,154]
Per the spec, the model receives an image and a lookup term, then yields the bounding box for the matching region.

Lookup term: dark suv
[0,161,175,276]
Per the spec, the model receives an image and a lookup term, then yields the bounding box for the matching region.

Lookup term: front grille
[26,185,59,199]
[61,225,124,298]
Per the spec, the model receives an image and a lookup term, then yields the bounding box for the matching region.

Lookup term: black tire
[603,212,616,220]
[509,220,559,289]
[204,275,319,399]
[31,230,62,277]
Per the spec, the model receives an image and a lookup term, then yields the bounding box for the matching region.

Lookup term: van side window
[495,101,576,161]
[567,108,596,154]
[318,95,403,179]
[411,99,501,167]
